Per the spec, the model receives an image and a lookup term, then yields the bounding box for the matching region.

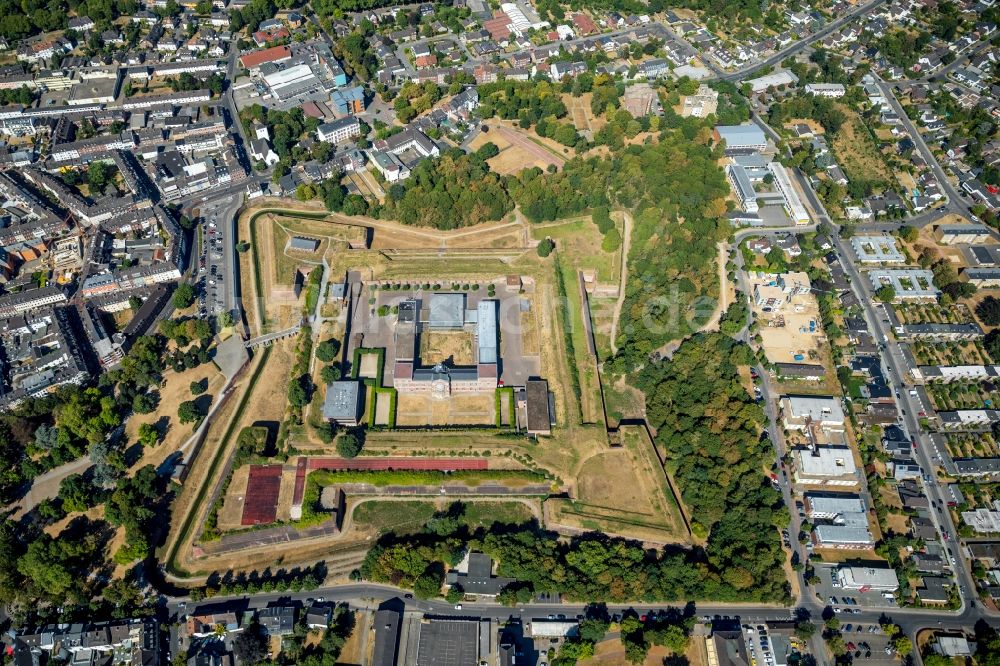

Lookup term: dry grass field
[124,360,225,470]
[831,105,893,188]
[394,393,494,426]
[547,425,689,544]
[420,330,474,365]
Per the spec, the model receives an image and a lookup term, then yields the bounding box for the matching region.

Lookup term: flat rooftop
[415,619,480,666]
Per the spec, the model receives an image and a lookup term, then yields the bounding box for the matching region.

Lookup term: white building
[794,447,858,486]
[805,83,846,97]
[747,70,798,93]
[851,235,905,263]
[837,566,899,591]
[868,269,940,301]
[768,162,810,225]
[781,395,846,430]
[317,117,361,144]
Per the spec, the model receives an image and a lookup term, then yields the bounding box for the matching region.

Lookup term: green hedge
[495,386,515,429]
[351,347,385,385]
[370,387,397,428]
[308,468,548,489]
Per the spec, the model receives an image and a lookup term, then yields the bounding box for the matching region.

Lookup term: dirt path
[609,212,633,355]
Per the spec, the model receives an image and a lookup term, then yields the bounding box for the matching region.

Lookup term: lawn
[533,216,622,283]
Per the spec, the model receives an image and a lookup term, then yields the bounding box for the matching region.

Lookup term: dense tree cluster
[166,72,225,96]
[381,147,513,229]
[636,333,789,600]
[978,296,1000,326]
[768,94,847,135]
[363,338,789,603]
[661,0,766,21]
[477,79,568,126]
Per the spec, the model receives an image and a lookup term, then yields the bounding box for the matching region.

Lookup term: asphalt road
[716,0,889,82]
[830,230,980,607]
[873,75,973,219]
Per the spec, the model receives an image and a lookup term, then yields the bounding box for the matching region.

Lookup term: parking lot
[196,195,237,318]
[813,565,898,611]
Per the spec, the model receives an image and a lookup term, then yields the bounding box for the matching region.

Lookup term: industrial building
[714,124,768,154]
[836,566,899,592]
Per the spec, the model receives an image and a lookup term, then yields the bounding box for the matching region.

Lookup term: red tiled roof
[239,45,291,69]
[573,12,598,34]
[483,14,512,40]
[253,26,290,44]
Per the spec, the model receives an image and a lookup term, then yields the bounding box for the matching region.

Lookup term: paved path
[11,455,92,518]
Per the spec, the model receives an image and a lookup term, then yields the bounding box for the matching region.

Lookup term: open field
[485,122,567,170]
[581,640,678,666]
[547,425,689,544]
[564,92,608,138]
[533,216,622,283]
[468,130,555,176]
[831,105,892,190]
[394,393,494,426]
[124,359,226,471]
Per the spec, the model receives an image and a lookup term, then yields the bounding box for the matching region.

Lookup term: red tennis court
[241,464,283,526]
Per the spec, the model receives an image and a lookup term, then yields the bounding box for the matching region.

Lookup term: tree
[137,422,160,447]
[337,432,362,458]
[875,285,896,303]
[445,584,464,603]
[794,621,816,641]
[321,365,342,384]
[898,225,918,242]
[288,376,309,407]
[58,474,95,513]
[87,160,111,194]
[602,228,622,252]
[579,618,610,643]
[413,568,442,599]
[190,379,207,395]
[986,330,1000,363]
[316,339,341,362]
[218,311,235,328]
[537,238,554,257]
[924,654,953,666]
[476,142,500,159]
[977,296,1000,326]
[233,629,268,665]
[173,283,196,309]
[132,392,158,414]
[178,400,201,424]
